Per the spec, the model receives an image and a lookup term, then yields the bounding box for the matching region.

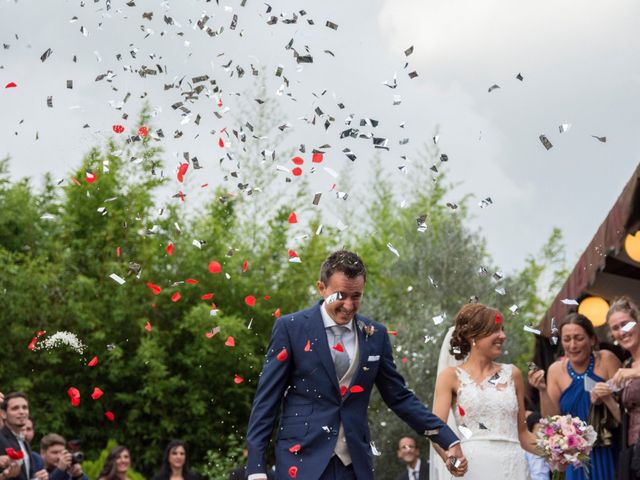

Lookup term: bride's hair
[449,303,502,360]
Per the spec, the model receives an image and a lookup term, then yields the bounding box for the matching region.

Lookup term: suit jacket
[0,426,34,480]
[395,457,429,480]
[246,301,458,480]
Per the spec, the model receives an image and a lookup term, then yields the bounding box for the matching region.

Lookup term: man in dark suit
[246,250,468,479]
[0,393,48,480]
[396,436,428,480]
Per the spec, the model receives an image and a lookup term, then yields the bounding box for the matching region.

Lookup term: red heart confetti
[292,167,303,176]
[244,295,256,307]
[201,293,214,300]
[171,292,181,302]
[104,411,115,421]
[67,387,81,407]
[288,466,298,478]
[288,212,298,224]
[116,247,121,257]
[145,321,152,332]
[138,126,149,137]
[5,82,17,89]
[225,336,235,347]
[312,152,324,163]
[388,330,398,336]
[242,261,248,272]
[333,343,344,352]
[112,124,124,134]
[458,405,465,416]
[288,444,301,453]
[234,374,244,384]
[91,387,104,400]
[177,163,189,183]
[88,356,98,367]
[218,137,225,148]
[350,385,364,393]
[146,283,161,295]
[27,336,38,351]
[166,243,174,255]
[208,261,222,273]
[304,340,311,352]
[86,171,97,183]
[495,312,503,324]
[217,98,223,108]
[288,249,299,258]
[340,385,348,396]
[276,347,288,361]
[292,156,304,165]
[274,308,281,318]
[186,278,199,285]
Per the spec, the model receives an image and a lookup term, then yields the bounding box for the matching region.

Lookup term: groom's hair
[320,250,367,284]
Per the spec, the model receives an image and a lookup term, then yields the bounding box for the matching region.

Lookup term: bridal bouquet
[536,414,597,480]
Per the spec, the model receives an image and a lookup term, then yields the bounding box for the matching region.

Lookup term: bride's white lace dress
[450,363,529,479]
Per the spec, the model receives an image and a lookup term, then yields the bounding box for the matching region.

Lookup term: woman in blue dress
[529,313,621,479]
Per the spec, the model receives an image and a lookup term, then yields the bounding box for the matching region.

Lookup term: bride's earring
[472,339,476,347]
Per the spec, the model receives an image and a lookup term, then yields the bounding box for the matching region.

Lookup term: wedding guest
[0,393,48,480]
[606,296,640,479]
[529,313,621,480]
[152,440,198,480]
[98,446,130,480]
[40,434,88,480]
[23,418,44,472]
[395,436,429,480]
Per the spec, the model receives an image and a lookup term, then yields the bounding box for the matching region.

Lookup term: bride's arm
[431,367,457,462]
[513,366,543,455]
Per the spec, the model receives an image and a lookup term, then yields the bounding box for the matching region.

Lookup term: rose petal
[28,336,38,351]
[495,312,503,324]
[234,374,244,384]
[288,466,298,478]
[245,295,256,307]
[112,124,124,134]
[225,336,236,347]
[88,356,98,367]
[350,385,364,393]
[288,444,301,453]
[340,385,348,396]
[166,243,174,255]
[333,343,344,352]
[242,261,248,272]
[104,411,115,421]
[458,405,465,417]
[138,126,149,137]
[145,321,152,332]
[208,261,222,273]
[292,167,303,176]
[201,293,214,300]
[288,212,298,224]
[304,340,311,352]
[171,292,181,302]
[388,330,398,336]
[218,137,225,148]
[276,348,288,361]
[186,278,199,285]
[86,171,97,183]
[177,163,189,183]
[292,156,304,165]
[5,82,17,89]
[91,387,104,400]
[312,152,324,163]
[146,283,161,295]
[274,308,281,318]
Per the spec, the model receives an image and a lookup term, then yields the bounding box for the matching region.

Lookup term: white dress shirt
[320,302,356,363]
[406,458,421,479]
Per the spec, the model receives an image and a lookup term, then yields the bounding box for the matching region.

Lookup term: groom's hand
[445,444,468,477]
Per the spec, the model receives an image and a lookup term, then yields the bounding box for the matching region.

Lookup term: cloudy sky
[1,0,638,273]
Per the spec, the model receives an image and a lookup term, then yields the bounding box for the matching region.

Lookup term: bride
[430,303,539,479]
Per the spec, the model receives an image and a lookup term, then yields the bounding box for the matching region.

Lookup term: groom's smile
[317,271,365,325]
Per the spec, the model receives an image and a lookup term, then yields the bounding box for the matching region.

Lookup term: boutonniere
[357,320,376,341]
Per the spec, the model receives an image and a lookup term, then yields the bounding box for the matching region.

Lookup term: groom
[246,250,468,479]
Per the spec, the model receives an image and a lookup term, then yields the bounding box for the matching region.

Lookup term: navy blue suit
[246,302,458,479]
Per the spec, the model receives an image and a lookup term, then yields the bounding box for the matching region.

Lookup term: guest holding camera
[39,434,87,480]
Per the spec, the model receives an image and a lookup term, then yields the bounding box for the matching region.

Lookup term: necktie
[329,325,350,380]
[412,470,419,480]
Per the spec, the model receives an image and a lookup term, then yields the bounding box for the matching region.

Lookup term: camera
[68,440,84,465]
